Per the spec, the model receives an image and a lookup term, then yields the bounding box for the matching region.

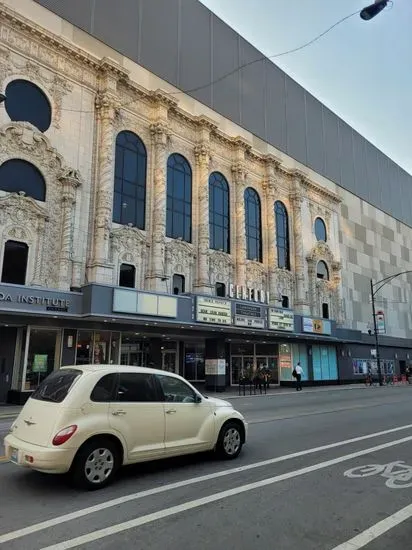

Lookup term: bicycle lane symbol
[344,461,412,489]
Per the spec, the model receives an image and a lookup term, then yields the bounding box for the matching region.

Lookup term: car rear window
[31,369,82,403]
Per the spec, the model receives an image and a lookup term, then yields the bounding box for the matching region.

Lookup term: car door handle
[112,410,126,416]
[166,409,177,414]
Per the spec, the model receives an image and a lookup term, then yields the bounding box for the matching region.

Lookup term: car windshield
[31,369,82,403]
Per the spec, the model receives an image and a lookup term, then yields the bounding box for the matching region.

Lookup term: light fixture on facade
[360,0,389,20]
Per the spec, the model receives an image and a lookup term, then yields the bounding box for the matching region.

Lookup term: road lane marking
[344,461,412,489]
[40,435,412,550]
[2,422,412,544]
[330,502,412,549]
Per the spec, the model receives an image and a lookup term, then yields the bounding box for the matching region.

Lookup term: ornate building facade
[0,0,411,402]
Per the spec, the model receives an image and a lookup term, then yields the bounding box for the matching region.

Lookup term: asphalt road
[1,385,412,550]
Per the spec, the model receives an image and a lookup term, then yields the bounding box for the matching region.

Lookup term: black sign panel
[235,303,262,318]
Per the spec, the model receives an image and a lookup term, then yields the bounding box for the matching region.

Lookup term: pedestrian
[293,361,303,391]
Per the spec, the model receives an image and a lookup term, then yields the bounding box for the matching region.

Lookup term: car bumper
[4,434,77,474]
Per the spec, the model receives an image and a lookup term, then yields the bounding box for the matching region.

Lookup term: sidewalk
[0,383,408,419]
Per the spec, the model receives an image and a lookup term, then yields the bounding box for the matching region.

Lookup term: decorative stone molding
[0,122,82,288]
[245,261,267,290]
[165,239,196,292]
[194,140,212,293]
[110,226,148,289]
[307,241,342,319]
[272,267,295,305]
[0,192,49,286]
[208,250,234,287]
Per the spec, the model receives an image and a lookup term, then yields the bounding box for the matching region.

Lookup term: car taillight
[52,425,77,446]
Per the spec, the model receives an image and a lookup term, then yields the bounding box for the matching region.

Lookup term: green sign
[32,354,48,373]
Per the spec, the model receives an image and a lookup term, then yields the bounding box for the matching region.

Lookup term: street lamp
[360,0,389,21]
[370,270,412,386]
[0,92,6,104]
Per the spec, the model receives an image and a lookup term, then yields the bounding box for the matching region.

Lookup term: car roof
[61,364,178,377]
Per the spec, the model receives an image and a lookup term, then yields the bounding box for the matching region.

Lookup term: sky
[199,0,412,174]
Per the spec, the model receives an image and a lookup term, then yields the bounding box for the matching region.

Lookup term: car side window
[117,373,158,402]
[157,375,197,403]
[90,374,117,402]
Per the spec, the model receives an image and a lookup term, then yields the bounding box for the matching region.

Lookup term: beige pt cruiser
[5,365,247,490]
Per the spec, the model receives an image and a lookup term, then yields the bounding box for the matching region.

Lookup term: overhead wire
[34,7,365,115]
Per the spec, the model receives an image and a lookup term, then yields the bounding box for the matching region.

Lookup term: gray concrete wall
[34,0,412,227]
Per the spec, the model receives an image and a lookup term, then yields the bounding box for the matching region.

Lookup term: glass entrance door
[231,356,254,385]
[162,351,177,373]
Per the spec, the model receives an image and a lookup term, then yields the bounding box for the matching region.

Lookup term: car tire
[216,421,243,460]
[70,438,120,490]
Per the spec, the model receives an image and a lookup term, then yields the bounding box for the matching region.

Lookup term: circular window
[314,217,327,242]
[5,80,52,132]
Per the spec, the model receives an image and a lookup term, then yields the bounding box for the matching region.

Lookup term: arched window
[166,154,192,242]
[209,172,230,253]
[173,274,185,295]
[119,263,135,288]
[317,261,329,280]
[0,159,46,201]
[5,79,52,132]
[314,217,327,242]
[113,131,147,229]
[244,187,262,262]
[1,240,29,285]
[275,201,290,270]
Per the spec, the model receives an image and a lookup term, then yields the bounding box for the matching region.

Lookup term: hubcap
[223,427,241,456]
[84,448,114,484]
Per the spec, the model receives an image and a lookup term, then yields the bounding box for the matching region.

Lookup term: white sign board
[205,359,226,375]
[268,309,294,331]
[196,297,232,325]
[234,316,265,329]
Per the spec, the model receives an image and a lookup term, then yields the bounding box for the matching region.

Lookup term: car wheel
[216,421,243,460]
[70,438,119,490]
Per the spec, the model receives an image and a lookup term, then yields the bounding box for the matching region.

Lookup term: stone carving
[165,240,196,291]
[272,268,295,305]
[208,250,234,286]
[245,261,267,290]
[110,226,148,289]
[307,242,342,320]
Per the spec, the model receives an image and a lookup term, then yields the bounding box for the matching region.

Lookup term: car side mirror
[194,394,202,404]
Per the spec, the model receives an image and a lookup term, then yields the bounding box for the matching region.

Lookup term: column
[263,158,278,302]
[147,121,168,291]
[232,160,247,287]
[89,90,118,283]
[290,175,310,314]
[58,174,79,289]
[194,142,212,294]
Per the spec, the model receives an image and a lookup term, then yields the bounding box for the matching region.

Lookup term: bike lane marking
[2,423,412,545]
[39,434,412,550]
[330,502,412,550]
[344,461,412,489]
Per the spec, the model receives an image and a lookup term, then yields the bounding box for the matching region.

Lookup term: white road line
[1,423,412,545]
[40,435,412,550]
[330,502,412,549]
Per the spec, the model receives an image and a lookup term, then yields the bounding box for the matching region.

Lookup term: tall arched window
[113,131,147,229]
[275,201,290,270]
[0,159,46,201]
[209,172,230,253]
[166,154,192,242]
[244,187,262,262]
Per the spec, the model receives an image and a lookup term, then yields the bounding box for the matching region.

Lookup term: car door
[108,372,165,462]
[156,374,214,454]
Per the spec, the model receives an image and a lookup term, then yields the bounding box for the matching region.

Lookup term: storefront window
[76,331,93,365]
[120,333,149,366]
[24,328,59,391]
[184,343,205,381]
[110,332,121,364]
[93,332,111,364]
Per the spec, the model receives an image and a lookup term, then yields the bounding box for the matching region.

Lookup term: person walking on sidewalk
[293,362,303,391]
